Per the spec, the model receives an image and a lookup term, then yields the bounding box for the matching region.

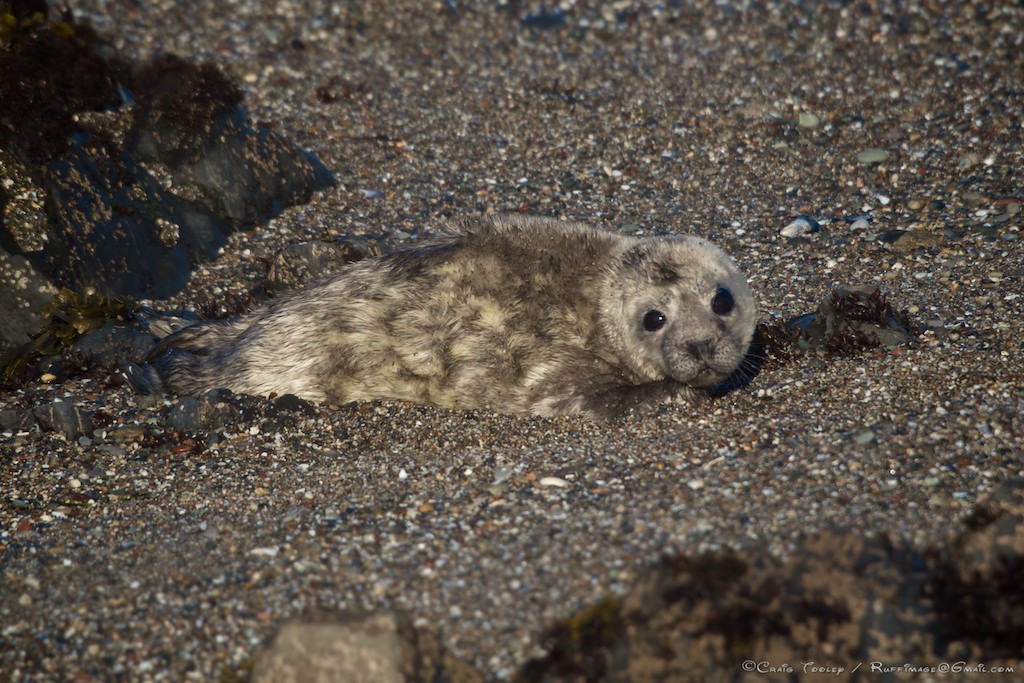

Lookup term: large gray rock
[250,610,483,683]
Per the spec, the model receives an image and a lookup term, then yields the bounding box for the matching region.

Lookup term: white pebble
[539,476,570,488]
[780,217,814,237]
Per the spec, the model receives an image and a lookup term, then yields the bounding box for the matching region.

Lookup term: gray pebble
[854,430,876,445]
[856,148,889,164]
[797,112,820,129]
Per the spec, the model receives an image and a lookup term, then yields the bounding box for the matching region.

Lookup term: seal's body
[133,216,756,419]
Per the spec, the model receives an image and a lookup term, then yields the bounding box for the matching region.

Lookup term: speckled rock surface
[1,1,1022,681]
[1,27,334,300]
[0,247,58,364]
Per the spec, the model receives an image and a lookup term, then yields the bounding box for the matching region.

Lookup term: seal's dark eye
[642,310,667,332]
[711,288,735,316]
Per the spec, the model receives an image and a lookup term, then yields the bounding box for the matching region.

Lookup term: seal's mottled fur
[131,215,756,418]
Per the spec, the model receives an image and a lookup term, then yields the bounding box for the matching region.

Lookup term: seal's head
[601,235,756,388]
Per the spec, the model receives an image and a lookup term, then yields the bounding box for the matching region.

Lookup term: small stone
[797,112,820,129]
[856,148,889,164]
[539,476,570,488]
[850,218,870,231]
[111,425,149,443]
[958,153,980,170]
[893,230,943,252]
[33,402,94,440]
[0,408,36,432]
[781,216,821,238]
[962,191,983,206]
[854,430,876,445]
[907,198,926,210]
[522,8,568,29]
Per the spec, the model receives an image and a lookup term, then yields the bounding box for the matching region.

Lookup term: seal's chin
[691,368,731,388]
[671,365,731,388]
[664,341,745,389]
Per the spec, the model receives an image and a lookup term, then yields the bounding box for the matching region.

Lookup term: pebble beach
[2,1,1022,680]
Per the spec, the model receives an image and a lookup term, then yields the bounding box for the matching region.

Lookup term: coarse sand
[2,1,1022,680]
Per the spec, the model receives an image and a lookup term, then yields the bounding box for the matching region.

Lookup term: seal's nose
[687,340,712,361]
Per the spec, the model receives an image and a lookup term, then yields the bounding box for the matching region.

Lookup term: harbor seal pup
[128,215,756,419]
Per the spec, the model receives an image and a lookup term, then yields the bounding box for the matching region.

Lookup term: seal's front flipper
[576,380,704,420]
[122,361,164,395]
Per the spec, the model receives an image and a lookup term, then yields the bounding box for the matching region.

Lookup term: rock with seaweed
[1,287,153,382]
[792,285,918,355]
[518,480,1024,683]
[708,285,916,399]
